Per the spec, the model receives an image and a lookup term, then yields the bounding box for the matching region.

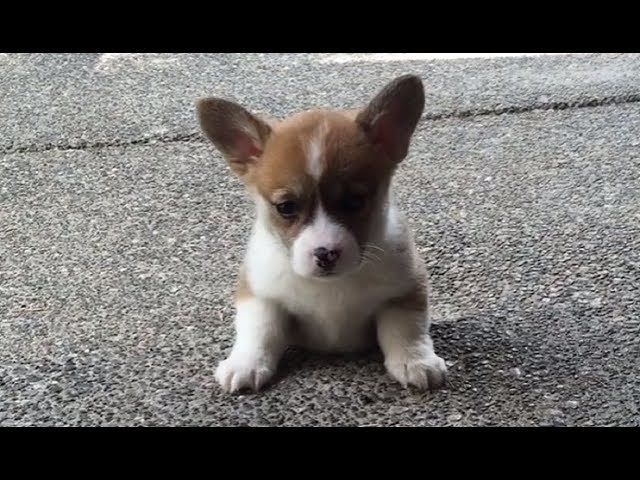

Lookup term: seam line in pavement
[422,93,640,121]
[2,93,639,155]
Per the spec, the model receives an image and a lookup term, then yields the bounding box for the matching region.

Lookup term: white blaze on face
[304,120,329,181]
[291,205,360,278]
[291,121,360,278]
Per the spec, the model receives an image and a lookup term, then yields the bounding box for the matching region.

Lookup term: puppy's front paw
[385,352,447,390]
[215,355,275,393]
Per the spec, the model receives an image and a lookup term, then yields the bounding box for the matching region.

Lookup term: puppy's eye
[275,201,298,218]
[341,193,366,211]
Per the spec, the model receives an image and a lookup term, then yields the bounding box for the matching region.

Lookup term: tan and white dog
[197,74,447,393]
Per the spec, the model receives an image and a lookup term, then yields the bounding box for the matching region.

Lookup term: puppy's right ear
[196,97,272,177]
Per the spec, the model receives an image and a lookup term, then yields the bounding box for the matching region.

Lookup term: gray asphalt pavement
[1,53,639,426]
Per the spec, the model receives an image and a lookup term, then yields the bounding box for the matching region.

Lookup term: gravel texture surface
[1,53,638,426]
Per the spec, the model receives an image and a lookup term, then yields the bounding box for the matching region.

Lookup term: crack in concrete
[0,132,204,155]
[422,93,640,121]
[2,93,640,155]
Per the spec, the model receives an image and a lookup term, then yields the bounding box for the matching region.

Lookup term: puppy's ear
[196,97,272,177]
[356,74,425,163]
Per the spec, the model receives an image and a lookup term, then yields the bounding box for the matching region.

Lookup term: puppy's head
[197,75,424,279]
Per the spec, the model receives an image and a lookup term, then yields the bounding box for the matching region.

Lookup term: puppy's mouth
[308,263,353,280]
[308,264,340,279]
[312,255,365,280]
[317,268,341,277]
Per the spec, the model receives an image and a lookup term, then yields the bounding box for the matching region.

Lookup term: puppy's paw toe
[215,356,275,393]
[385,352,447,391]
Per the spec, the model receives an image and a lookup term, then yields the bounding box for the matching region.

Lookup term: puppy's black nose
[313,247,341,270]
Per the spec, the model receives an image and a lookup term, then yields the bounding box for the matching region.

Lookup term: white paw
[215,355,275,393]
[385,352,447,390]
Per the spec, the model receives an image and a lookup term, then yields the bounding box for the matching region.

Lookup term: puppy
[196,74,447,393]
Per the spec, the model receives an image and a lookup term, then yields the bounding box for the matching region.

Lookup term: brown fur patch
[234,267,253,302]
[316,112,396,247]
[387,281,428,313]
[246,112,322,245]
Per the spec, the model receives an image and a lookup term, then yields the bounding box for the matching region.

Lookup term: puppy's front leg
[215,297,288,393]
[376,302,447,390]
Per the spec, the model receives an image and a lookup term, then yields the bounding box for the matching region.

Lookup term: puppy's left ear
[356,74,425,163]
[196,97,272,177]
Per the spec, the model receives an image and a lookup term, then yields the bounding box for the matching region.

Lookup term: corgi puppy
[197,74,447,393]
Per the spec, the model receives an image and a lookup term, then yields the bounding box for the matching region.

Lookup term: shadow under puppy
[197,74,447,393]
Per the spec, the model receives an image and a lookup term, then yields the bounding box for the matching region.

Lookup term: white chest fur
[244,208,417,352]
